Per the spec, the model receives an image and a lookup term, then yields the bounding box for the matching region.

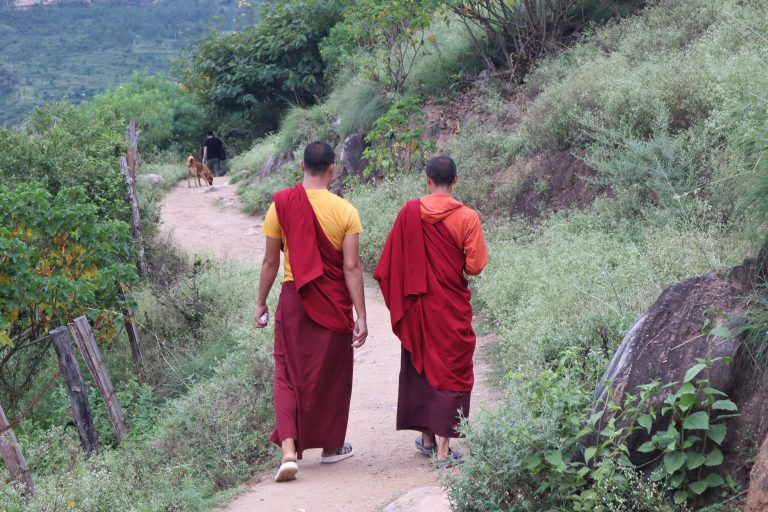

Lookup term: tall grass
[324,77,389,140]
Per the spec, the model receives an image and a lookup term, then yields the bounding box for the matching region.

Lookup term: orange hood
[420,194,464,224]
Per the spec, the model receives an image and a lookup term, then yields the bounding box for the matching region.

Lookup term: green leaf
[678,383,696,395]
[670,471,686,488]
[712,399,738,411]
[686,452,705,469]
[707,423,727,445]
[678,394,697,411]
[664,451,686,473]
[703,387,728,397]
[637,414,653,433]
[705,473,725,487]
[673,490,689,504]
[684,363,706,383]
[689,479,709,495]
[544,450,566,471]
[683,411,710,430]
[709,326,732,338]
[637,441,656,453]
[584,446,597,464]
[523,454,540,471]
[705,448,724,466]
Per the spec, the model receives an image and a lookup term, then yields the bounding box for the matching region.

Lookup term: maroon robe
[269,184,354,457]
[374,199,476,437]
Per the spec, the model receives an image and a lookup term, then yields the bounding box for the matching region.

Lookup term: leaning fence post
[0,404,35,496]
[69,316,128,441]
[50,326,99,454]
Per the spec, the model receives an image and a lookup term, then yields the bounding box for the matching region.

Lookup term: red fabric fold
[374,199,476,392]
[274,184,353,333]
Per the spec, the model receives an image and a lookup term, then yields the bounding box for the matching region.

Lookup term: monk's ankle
[282,453,297,463]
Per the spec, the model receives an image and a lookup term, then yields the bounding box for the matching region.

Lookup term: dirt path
[159,177,497,512]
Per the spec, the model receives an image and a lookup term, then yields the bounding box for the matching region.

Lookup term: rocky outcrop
[592,264,768,497]
[331,133,369,194]
[259,153,288,178]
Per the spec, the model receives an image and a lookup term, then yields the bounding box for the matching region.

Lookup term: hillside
[0,0,247,126]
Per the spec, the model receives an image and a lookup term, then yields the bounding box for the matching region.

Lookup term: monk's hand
[351,317,368,348]
[254,304,269,328]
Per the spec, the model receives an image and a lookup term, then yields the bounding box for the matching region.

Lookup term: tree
[321,0,440,91]
[181,0,343,140]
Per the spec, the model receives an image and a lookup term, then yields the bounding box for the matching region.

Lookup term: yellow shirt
[262,189,363,283]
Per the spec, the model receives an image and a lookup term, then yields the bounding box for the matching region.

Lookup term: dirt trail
[159,177,496,512]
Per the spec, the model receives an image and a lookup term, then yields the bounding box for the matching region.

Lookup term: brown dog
[186,156,214,188]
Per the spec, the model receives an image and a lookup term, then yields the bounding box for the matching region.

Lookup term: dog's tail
[187,155,195,166]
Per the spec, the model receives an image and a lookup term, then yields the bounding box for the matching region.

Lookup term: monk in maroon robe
[255,141,368,482]
[374,156,488,467]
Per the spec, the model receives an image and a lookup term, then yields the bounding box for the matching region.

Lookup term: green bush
[324,77,389,140]
[276,105,337,154]
[228,136,280,179]
[448,118,524,214]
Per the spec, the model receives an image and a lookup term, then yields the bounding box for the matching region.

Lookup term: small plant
[533,177,550,195]
[636,331,739,504]
[363,95,436,178]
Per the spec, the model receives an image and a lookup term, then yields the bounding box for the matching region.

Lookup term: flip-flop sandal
[433,449,464,469]
[415,434,437,457]
[274,459,299,482]
[320,442,354,464]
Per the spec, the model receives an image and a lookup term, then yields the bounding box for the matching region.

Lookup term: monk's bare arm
[254,236,282,328]
[342,234,368,348]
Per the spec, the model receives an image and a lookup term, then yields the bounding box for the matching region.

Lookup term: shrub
[448,118,524,214]
[228,136,280,179]
[275,105,337,154]
[324,77,389,140]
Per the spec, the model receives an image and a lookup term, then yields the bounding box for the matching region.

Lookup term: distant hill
[0,0,251,126]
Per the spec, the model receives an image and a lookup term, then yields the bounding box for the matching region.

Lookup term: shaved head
[425,156,457,185]
[303,141,336,176]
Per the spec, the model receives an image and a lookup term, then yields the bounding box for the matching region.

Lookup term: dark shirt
[203,136,224,160]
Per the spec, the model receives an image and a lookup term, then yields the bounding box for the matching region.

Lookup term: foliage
[0,101,128,221]
[0,0,244,127]
[363,94,435,177]
[0,184,137,403]
[445,0,635,79]
[448,117,524,214]
[321,0,439,91]
[181,0,342,140]
[90,74,206,155]
[324,76,390,139]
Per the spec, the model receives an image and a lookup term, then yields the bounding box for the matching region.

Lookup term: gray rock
[235,170,251,181]
[139,173,165,186]
[331,133,370,194]
[591,264,768,491]
[383,486,450,512]
[260,153,288,177]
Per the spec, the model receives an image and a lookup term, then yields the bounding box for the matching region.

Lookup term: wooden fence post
[68,317,128,441]
[122,118,146,277]
[0,404,35,496]
[117,287,144,380]
[49,326,99,454]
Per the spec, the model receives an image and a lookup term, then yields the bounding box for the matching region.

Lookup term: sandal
[415,434,437,457]
[274,459,298,482]
[433,449,464,469]
[320,442,354,464]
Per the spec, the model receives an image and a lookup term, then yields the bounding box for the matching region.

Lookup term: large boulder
[383,486,450,512]
[331,133,370,194]
[593,264,768,491]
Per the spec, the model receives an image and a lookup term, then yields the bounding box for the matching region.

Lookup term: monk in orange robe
[374,155,488,468]
[254,141,368,482]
